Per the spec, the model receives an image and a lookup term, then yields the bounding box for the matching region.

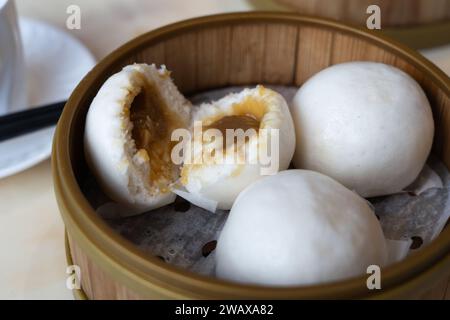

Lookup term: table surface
[1,0,449,300]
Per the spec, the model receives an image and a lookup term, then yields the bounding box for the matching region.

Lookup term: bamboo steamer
[52,12,450,300]
[276,0,450,26]
[273,0,450,48]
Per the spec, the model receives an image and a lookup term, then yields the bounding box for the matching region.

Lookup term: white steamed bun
[180,86,296,211]
[84,64,191,215]
[216,170,387,286]
[291,62,434,197]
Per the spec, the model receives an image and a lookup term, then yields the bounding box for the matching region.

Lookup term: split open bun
[85,65,296,214]
[84,64,191,215]
[180,86,296,211]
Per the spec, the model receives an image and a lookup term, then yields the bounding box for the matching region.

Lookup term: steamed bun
[215,170,387,286]
[180,86,296,211]
[84,64,191,215]
[291,62,434,197]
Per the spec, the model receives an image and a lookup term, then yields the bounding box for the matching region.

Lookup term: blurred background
[0,0,449,299]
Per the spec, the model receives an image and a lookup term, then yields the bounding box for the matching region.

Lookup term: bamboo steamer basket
[276,0,450,26]
[272,0,450,48]
[53,12,450,300]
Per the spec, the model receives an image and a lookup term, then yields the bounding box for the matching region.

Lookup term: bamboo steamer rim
[53,11,450,299]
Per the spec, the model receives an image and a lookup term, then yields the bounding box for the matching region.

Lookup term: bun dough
[180,86,296,211]
[291,62,434,197]
[84,64,191,215]
[215,170,387,286]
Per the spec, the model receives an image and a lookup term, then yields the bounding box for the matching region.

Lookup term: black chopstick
[0,101,66,142]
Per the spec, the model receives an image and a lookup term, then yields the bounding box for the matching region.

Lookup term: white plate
[0,17,96,178]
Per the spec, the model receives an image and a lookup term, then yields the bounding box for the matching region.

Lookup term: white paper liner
[373,158,450,248]
[404,164,443,195]
[385,239,413,265]
[171,186,218,214]
[96,202,146,219]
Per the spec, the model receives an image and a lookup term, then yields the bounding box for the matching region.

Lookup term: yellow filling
[202,96,268,128]
[205,115,260,152]
[180,94,268,185]
[130,80,183,193]
[205,115,260,135]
